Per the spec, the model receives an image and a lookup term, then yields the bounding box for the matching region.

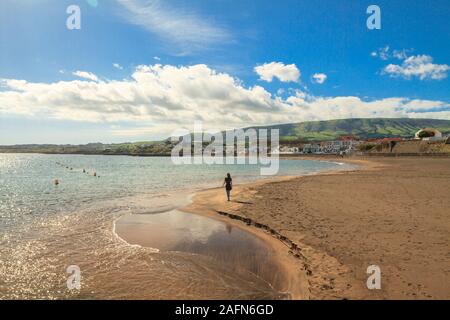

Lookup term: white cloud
[116,0,231,53]
[276,88,285,96]
[371,47,449,81]
[153,56,161,61]
[383,55,449,80]
[254,62,300,83]
[311,73,327,84]
[72,71,99,82]
[372,47,414,61]
[392,49,410,60]
[113,63,123,70]
[0,64,448,138]
[371,46,390,60]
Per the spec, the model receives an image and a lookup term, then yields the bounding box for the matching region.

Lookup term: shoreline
[2,151,450,158]
[179,159,363,300]
[113,159,353,299]
[180,156,450,299]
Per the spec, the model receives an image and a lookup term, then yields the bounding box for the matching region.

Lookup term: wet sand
[183,157,450,299]
[115,208,300,299]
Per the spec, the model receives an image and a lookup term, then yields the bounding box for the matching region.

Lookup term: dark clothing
[225,177,232,190]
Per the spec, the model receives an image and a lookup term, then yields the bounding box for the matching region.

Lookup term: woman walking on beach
[223,173,233,201]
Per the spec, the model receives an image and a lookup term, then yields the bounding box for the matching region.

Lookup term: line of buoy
[54,162,101,185]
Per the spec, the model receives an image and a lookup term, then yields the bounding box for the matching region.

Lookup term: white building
[322,141,343,153]
[415,128,443,141]
[280,146,301,154]
[321,139,360,154]
[303,143,322,154]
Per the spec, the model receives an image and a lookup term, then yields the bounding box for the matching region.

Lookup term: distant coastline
[0,144,172,157]
[0,118,450,157]
[2,118,450,156]
[0,150,172,157]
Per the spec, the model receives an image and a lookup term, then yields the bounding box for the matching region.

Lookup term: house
[377,137,403,143]
[321,136,361,154]
[302,143,322,154]
[322,140,343,153]
[280,146,301,154]
[337,135,358,141]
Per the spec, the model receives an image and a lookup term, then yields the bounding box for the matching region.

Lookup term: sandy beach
[182,157,450,300]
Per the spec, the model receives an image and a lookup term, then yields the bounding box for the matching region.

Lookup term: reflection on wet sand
[115,210,290,299]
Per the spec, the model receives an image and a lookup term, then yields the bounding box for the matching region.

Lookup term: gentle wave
[0,154,350,299]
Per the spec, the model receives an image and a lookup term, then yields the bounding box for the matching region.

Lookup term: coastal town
[279,128,450,155]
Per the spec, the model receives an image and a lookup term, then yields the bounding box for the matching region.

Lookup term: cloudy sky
[0,0,449,144]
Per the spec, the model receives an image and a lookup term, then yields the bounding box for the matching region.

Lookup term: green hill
[1,118,450,154]
[247,118,450,142]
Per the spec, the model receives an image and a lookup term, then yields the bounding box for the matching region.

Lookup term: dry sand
[182,157,450,300]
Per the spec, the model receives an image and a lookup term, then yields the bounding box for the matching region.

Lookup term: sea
[0,154,349,299]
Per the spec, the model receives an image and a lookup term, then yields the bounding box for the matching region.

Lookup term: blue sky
[0,0,449,144]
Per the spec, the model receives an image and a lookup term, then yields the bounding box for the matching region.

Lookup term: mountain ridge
[244,118,450,142]
[1,118,450,154]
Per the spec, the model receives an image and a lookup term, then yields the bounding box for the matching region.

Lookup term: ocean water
[0,154,347,299]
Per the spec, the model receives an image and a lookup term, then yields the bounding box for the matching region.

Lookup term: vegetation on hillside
[256,118,450,142]
[1,118,450,155]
